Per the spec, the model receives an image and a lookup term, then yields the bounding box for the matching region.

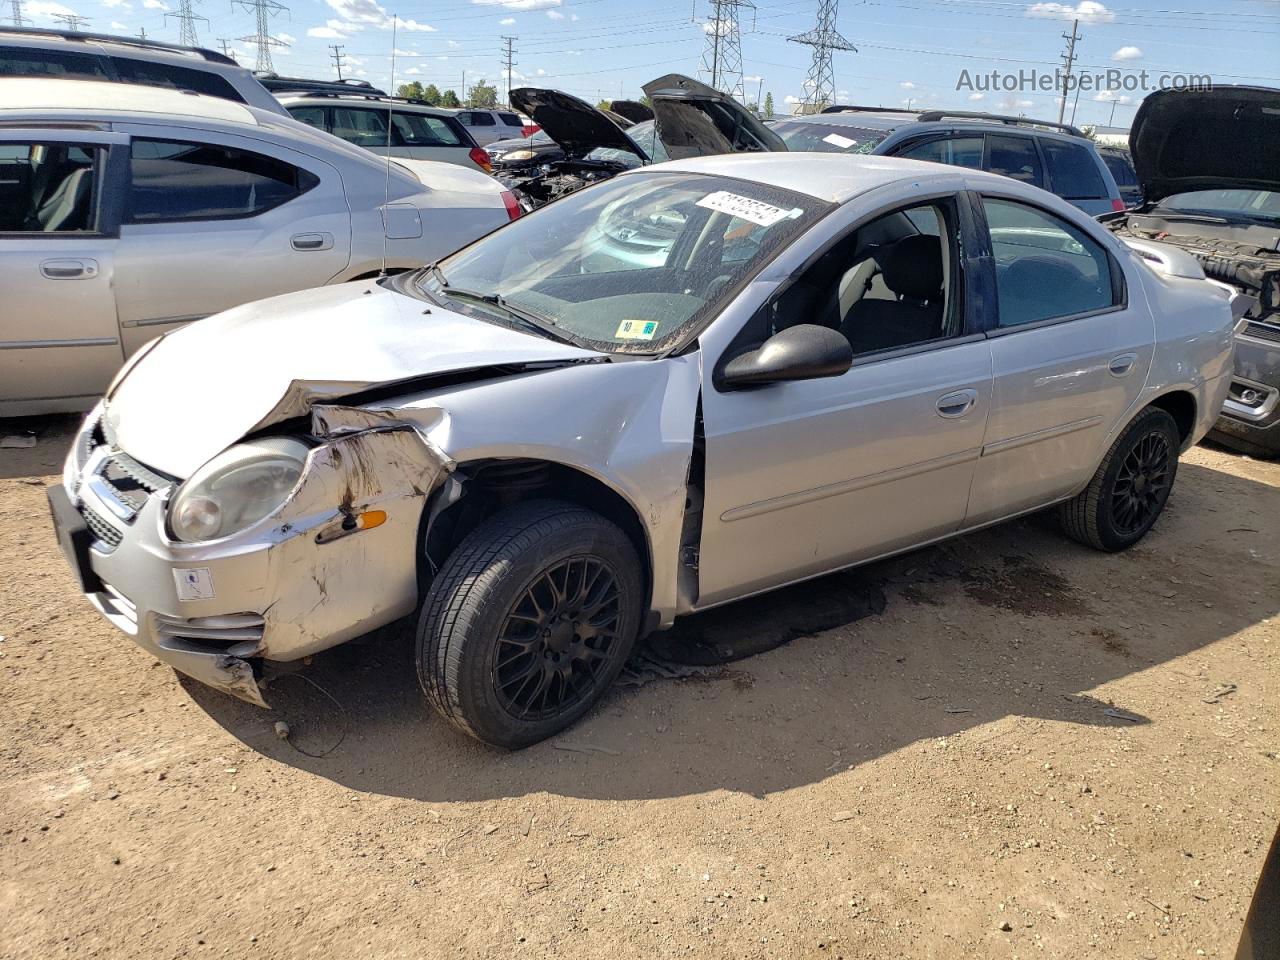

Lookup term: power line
[165,0,207,48]
[500,35,516,106]
[9,0,28,28]
[233,0,288,73]
[329,43,346,79]
[51,12,89,31]
[1056,17,1079,124]
[789,0,855,113]
[700,0,753,100]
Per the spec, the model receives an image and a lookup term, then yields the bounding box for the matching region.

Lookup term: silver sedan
[52,152,1235,747]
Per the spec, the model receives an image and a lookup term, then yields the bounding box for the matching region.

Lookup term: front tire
[1059,407,1180,552]
[417,500,643,749]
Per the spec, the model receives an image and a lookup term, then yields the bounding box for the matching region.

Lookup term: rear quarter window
[110,57,245,103]
[1041,139,1109,200]
[393,113,464,146]
[498,112,521,126]
[0,46,109,79]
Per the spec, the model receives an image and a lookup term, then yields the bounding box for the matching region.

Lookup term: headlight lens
[169,438,309,543]
[503,149,535,161]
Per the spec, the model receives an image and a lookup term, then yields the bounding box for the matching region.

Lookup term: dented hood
[642,73,787,161]
[509,87,646,161]
[1130,85,1280,204]
[105,279,603,478]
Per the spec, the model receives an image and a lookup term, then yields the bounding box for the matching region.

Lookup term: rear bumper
[1215,327,1280,449]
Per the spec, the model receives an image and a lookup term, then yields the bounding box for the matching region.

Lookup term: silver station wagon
[51,153,1235,748]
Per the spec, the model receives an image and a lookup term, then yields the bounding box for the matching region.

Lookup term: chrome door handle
[291,232,333,251]
[936,388,978,418]
[41,258,97,279]
[1109,353,1137,377]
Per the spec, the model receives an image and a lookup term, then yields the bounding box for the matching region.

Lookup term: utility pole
[329,43,346,79]
[138,26,147,39]
[166,0,207,48]
[218,38,236,60]
[699,0,752,100]
[461,69,467,106]
[10,0,28,28]
[789,0,855,113]
[51,12,89,30]
[1108,98,1118,126]
[1057,17,1079,124]
[233,0,288,73]
[500,35,516,106]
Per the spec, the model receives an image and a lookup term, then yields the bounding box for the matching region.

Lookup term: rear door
[110,125,352,355]
[0,130,127,413]
[964,191,1153,525]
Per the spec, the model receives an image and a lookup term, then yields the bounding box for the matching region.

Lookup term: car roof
[274,92,457,117]
[0,77,259,124]
[773,111,920,131]
[777,110,1092,144]
[647,152,1019,204]
[0,26,236,66]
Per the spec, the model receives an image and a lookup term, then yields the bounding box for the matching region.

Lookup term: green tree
[440,88,461,108]
[763,92,774,118]
[468,80,498,108]
[397,81,425,100]
[597,99,611,111]
[423,83,441,105]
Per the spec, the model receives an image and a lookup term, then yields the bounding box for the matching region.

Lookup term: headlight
[503,149,535,162]
[168,438,309,543]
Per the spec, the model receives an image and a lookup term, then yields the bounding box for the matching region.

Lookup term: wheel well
[422,459,653,603]
[1148,391,1197,445]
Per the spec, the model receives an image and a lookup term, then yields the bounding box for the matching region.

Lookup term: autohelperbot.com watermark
[956,68,1213,96]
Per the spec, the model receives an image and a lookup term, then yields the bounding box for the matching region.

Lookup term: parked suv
[770,108,1125,216]
[275,88,493,173]
[0,27,284,114]
[451,108,527,146]
[0,78,517,416]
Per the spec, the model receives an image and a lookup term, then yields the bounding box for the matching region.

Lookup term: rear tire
[417,500,643,749]
[1059,407,1180,552]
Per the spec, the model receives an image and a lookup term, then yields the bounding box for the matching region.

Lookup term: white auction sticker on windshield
[696,191,792,227]
[616,319,659,341]
[822,132,858,150]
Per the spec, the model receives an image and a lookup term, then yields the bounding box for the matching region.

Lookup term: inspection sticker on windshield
[696,191,793,227]
[616,319,659,341]
[174,567,215,602]
[822,132,858,150]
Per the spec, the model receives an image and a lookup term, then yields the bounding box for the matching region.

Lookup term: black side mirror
[719,324,853,389]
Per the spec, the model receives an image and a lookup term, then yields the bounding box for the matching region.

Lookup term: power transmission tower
[166,0,207,48]
[52,12,89,30]
[1056,18,1080,124]
[500,35,516,106]
[233,0,288,73]
[329,43,346,79]
[10,0,28,28]
[789,0,854,113]
[218,38,236,60]
[699,0,752,100]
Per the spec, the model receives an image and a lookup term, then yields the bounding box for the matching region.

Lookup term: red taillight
[470,146,493,173]
[1111,197,1126,212]
[501,190,522,221]
[522,123,540,137]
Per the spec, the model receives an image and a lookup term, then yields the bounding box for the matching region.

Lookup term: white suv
[0,27,285,114]
[451,108,527,146]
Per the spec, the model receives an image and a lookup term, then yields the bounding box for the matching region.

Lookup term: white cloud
[471,0,560,9]
[1094,89,1132,104]
[277,31,295,43]
[141,0,166,9]
[535,67,546,75]
[569,12,578,19]
[743,74,762,83]
[392,47,417,55]
[499,15,514,23]
[968,92,985,101]
[28,0,75,15]
[446,39,460,47]
[1111,45,1142,60]
[545,8,564,17]
[1025,0,1114,23]
[784,94,802,103]
[307,25,343,37]
[110,18,127,28]
[326,0,435,31]
[899,81,915,90]
[404,65,421,75]
[101,0,130,8]
[996,95,1035,110]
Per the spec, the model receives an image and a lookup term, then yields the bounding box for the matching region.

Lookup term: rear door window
[896,135,983,169]
[986,135,1045,188]
[0,141,102,233]
[288,106,328,131]
[391,113,463,146]
[127,138,318,222]
[331,107,389,147]
[0,46,109,79]
[465,111,496,127]
[1041,139,1109,199]
[110,58,244,102]
[498,112,521,127]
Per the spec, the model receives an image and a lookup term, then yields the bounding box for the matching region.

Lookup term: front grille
[154,613,266,654]
[1244,321,1280,345]
[82,503,123,549]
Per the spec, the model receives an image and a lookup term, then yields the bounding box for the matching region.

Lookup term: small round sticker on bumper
[174,567,216,601]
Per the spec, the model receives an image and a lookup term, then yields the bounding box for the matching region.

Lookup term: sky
[18,0,1280,129]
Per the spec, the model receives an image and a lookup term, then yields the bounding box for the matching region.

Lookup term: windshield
[419,171,828,353]
[586,119,659,167]
[1156,189,1280,223]
[769,120,889,155]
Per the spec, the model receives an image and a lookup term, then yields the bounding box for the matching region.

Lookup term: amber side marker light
[358,510,387,530]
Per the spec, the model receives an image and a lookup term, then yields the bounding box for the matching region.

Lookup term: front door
[964,193,1153,525]
[0,130,127,414]
[697,196,994,608]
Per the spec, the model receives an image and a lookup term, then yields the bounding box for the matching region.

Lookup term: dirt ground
[1,416,1276,960]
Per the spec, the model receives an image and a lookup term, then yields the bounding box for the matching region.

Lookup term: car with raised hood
[1103,85,1280,456]
[52,153,1234,748]
[486,102,649,173]
[0,77,519,417]
[500,75,783,210]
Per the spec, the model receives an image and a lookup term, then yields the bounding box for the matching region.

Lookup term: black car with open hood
[642,73,787,160]
[1104,85,1280,455]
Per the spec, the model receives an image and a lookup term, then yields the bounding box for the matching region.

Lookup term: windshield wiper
[428,266,595,350]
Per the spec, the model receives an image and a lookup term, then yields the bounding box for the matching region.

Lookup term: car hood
[641,73,787,161]
[609,100,654,125]
[509,87,646,161]
[105,279,604,478]
[1130,85,1280,204]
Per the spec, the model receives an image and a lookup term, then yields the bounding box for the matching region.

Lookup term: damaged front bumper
[56,406,452,706]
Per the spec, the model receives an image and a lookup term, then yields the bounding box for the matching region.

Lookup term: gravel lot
[1,415,1277,959]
